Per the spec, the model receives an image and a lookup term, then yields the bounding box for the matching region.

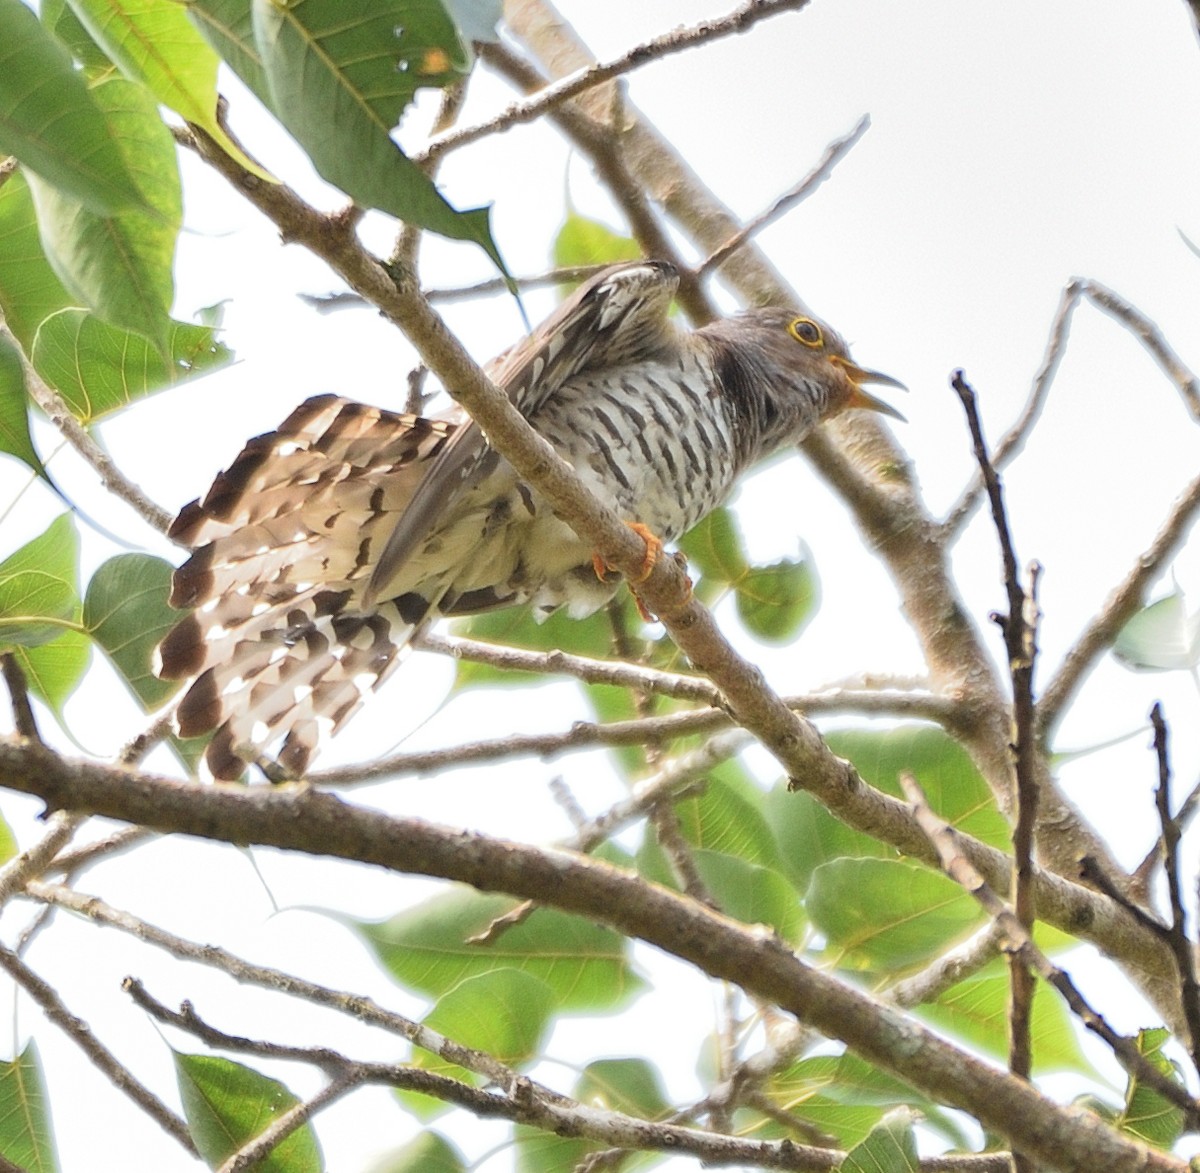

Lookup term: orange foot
[592,521,663,584]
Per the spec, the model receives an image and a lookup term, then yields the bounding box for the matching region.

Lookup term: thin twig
[694,115,870,280]
[421,0,810,163]
[942,281,1082,539]
[1150,703,1200,1075]
[4,323,173,534]
[1038,468,1200,741]
[0,945,197,1154]
[900,771,1200,1128]
[1,653,41,741]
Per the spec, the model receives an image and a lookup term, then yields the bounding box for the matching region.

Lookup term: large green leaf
[839,1109,920,1173]
[673,766,783,869]
[0,334,49,482]
[64,0,255,172]
[356,887,643,1010]
[0,0,145,214]
[552,211,640,272]
[16,629,90,717]
[84,553,179,709]
[26,76,179,344]
[175,1052,322,1172]
[915,960,1090,1074]
[1118,1028,1185,1148]
[367,1132,465,1173]
[807,858,982,972]
[417,968,555,1078]
[41,0,112,72]
[188,0,270,105]
[0,515,79,652]
[0,1040,58,1173]
[31,307,231,422]
[250,0,508,271]
[0,171,76,349]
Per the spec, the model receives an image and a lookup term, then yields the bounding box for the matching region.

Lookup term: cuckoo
[157,260,902,780]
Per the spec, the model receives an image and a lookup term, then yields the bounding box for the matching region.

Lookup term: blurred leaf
[176,1052,322,1172]
[0,334,49,482]
[65,0,262,174]
[674,766,783,870]
[0,0,145,214]
[84,553,179,709]
[679,508,818,643]
[0,171,76,349]
[916,960,1090,1074]
[693,849,803,940]
[1118,1027,1185,1147]
[417,968,555,1078]
[41,0,111,71]
[443,0,501,43]
[188,0,270,105]
[26,76,179,344]
[765,1052,968,1152]
[839,1108,920,1173]
[251,0,509,274]
[31,307,231,422]
[552,211,640,273]
[0,1040,58,1173]
[0,515,79,651]
[1113,590,1200,672]
[577,1058,669,1118]
[366,1131,465,1173]
[16,628,90,716]
[356,887,643,1010]
[807,858,982,971]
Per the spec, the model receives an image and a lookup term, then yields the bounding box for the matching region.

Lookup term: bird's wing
[365,259,680,601]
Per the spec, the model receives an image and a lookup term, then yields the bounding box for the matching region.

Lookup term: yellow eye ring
[788,317,823,348]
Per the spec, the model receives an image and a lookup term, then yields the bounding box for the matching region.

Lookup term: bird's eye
[788,317,823,348]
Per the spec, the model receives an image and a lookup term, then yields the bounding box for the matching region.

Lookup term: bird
[156,260,902,781]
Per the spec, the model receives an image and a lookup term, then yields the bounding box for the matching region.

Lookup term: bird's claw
[592,521,663,584]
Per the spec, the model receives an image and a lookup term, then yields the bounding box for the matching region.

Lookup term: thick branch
[1,744,1180,1173]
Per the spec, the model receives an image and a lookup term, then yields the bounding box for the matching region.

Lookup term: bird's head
[738,306,906,422]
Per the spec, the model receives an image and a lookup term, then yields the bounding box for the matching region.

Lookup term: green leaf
[678,508,819,643]
[673,766,783,870]
[31,307,232,423]
[175,1052,322,1172]
[0,0,145,214]
[26,76,180,343]
[693,849,804,940]
[807,858,982,972]
[576,1058,669,1119]
[552,211,641,272]
[187,0,270,106]
[764,1052,968,1152]
[356,887,643,1010]
[41,0,112,72]
[735,556,818,643]
[0,1040,58,1173]
[0,515,79,652]
[0,171,76,349]
[64,0,257,173]
[16,629,90,717]
[84,554,179,709]
[366,1131,465,1173]
[1113,590,1200,672]
[0,334,50,482]
[250,0,508,273]
[915,960,1091,1074]
[839,1108,920,1173]
[1118,1027,1185,1147]
[418,968,555,1077]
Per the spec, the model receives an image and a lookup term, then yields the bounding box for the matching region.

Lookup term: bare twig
[422,0,811,163]
[5,324,173,534]
[942,282,1081,538]
[886,922,1004,1008]
[900,771,1200,1129]
[1149,704,1200,1075]
[0,944,197,1154]
[1,653,40,741]
[695,115,871,280]
[1038,468,1200,741]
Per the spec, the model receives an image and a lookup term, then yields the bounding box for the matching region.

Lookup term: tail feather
[159,394,458,779]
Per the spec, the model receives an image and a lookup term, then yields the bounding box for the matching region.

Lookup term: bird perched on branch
[157,260,902,780]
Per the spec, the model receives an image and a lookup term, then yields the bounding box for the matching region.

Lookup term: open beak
[832,357,907,422]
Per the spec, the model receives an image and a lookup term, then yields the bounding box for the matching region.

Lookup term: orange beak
[831,356,907,421]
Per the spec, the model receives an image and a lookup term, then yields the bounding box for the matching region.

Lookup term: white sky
[3,1,1200,1168]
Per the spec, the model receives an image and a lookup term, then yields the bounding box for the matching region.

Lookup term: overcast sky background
[3,1,1200,1168]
